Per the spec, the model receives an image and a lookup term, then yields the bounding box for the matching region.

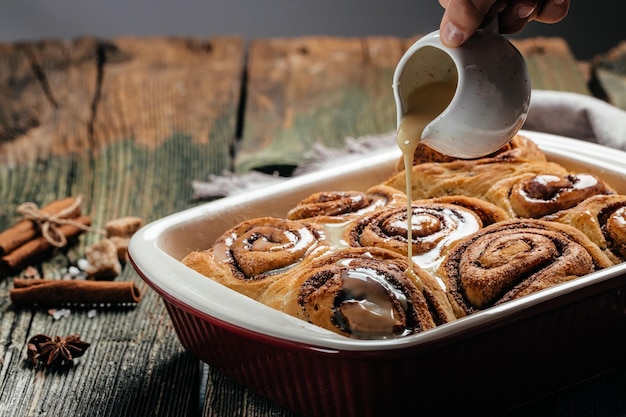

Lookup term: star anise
[27,334,91,367]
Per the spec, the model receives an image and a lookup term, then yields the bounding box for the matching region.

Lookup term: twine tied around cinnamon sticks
[16,196,106,248]
[0,196,99,274]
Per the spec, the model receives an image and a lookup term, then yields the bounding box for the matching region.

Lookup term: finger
[482,0,508,27]
[498,0,541,34]
[439,0,497,47]
[535,0,570,23]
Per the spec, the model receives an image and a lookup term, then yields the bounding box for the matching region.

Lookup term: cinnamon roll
[545,194,626,263]
[487,172,614,218]
[483,134,548,163]
[287,185,406,222]
[396,134,547,170]
[259,247,456,339]
[384,159,569,203]
[439,219,614,316]
[344,202,483,272]
[181,217,329,298]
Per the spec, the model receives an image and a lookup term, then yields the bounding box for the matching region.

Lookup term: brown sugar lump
[105,217,143,238]
[84,239,122,279]
[108,236,131,262]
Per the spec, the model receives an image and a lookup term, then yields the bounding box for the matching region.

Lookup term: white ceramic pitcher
[393,20,531,158]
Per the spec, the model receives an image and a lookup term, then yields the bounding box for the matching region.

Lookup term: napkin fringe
[192,133,397,199]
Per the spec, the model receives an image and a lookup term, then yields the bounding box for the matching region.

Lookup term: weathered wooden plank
[202,365,297,417]
[590,41,626,110]
[93,37,244,149]
[235,36,406,173]
[0,38,99,166]
[512,37,591,95]
[88,36,245,220]
[0,36,245,417]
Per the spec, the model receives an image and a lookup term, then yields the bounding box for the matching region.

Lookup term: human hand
[439,0,570,47]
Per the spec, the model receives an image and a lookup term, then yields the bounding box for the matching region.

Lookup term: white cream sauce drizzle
[321,221,353,249]
[396,77,458,281]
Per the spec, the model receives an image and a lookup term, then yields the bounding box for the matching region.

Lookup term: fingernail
[517,5,537,18]
[553,0,565,4]
[442,22,465,47]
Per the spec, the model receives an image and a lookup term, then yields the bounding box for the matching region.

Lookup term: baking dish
[129,131,626,417]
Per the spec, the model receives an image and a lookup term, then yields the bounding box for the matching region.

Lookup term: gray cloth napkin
[525,90,626,150]
[193,90,626,199]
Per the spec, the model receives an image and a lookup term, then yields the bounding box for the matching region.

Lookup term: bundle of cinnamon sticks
[0,197,92,275]
[1,196,145,307]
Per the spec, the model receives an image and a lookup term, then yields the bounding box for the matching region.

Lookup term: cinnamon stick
[1,215,92,272]
[10,278,142,306]
[0,197,81,256]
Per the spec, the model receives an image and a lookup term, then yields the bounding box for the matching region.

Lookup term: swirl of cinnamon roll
[545,194,626,263]
[426,195,510,225]
[181,217,328,298]
[260,247,456,339]
[287,185,406,222]
[344,202,483,271]
[507,173,614,218]
[439,219,614,316]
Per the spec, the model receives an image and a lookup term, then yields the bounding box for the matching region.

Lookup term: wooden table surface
[0,35,625,417]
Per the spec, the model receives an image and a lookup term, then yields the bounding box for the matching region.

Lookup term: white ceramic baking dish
[129,131,626,417]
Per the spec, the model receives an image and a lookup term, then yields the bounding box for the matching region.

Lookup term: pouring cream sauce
[396,76,458,281]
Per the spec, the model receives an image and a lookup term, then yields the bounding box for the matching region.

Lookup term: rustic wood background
[0,35,625,417]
